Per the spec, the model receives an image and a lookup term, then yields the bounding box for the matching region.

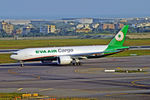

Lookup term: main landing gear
[71,58,81,66]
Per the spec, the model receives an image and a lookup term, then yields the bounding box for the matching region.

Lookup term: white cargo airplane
[10,25,129,66]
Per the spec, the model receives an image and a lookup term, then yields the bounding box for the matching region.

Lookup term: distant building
[76,29,91,33]
[120,19,127,23]
[99,23,124,30]
[102,24,115,30]
[40,25,56,34]
[15,29,22,34]
[22,26,32,35]
[50,25,56,33]
[137,23,150,27]
[84,24,91,29]
[0,22,2,29]
[118,23,124,29]
[114,23,124,29]
[92,23,100,28]
[76,24,84,29]
[2,21,14,34]
[76,24,91,30]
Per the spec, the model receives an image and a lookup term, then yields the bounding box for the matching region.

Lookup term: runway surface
[0,55,150,100]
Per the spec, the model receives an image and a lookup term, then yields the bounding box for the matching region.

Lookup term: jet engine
[57,56,73,65]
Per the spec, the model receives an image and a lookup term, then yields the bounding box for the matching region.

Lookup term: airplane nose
[10,52,19,60]
[10,55,17,60]
[10,55,15,59]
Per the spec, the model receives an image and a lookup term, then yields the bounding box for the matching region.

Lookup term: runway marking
[105,92,150,97]
[8,69,19,75]
[105,93,128,97]
[143,67,150,70]
[130,77,150,88]
[71,89,98,93]
[17,88,23,91]
[135,93,150,96]
[39,88,54,92]
[144,72,149,74]
[131,79,150,87]
[7,68,41,82]
[74,68,104,74]
[70,88,116,94]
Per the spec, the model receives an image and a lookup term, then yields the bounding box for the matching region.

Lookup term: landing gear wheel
[20,61,24,67]
[78,62,82,66]
[76,62,80,66]
[71,59,81,66]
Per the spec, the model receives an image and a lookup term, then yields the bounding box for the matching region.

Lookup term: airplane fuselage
[11,45,108,61]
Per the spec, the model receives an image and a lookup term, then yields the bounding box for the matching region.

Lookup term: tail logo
[115,31,124,41]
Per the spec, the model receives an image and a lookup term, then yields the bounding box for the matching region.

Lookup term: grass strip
[0,39,149,49]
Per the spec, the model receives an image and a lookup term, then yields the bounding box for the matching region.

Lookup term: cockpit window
[12,53,18,55]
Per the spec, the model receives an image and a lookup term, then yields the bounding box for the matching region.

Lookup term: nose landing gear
[20,61,24,67]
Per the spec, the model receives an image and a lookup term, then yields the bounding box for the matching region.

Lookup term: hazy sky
[0,0,150,19]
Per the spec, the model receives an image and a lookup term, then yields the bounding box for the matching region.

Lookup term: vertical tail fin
[108,25,129,47]
[105,25,129,51]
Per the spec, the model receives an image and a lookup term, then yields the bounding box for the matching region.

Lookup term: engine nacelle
[57,56,72,65]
